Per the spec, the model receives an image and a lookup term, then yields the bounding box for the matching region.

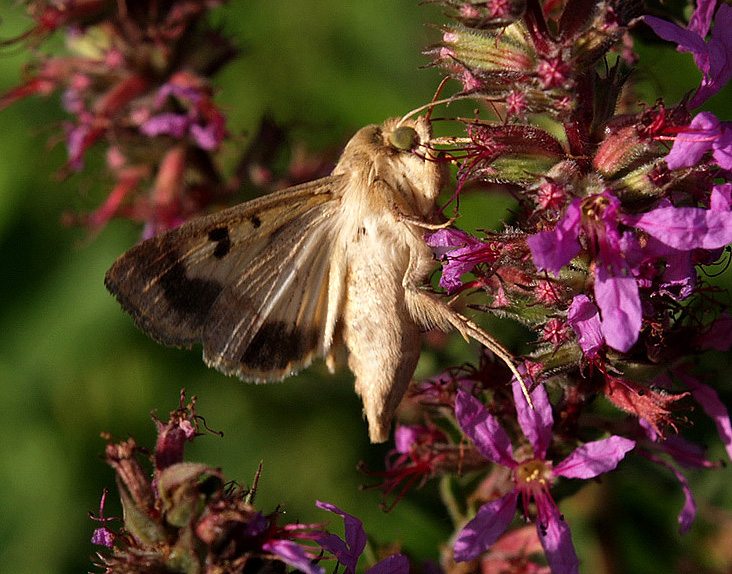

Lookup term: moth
[105,115,525,443]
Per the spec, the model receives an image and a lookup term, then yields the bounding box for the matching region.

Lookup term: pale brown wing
[105,176,346,381]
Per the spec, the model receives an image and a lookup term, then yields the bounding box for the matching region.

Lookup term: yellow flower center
[582,194,610,221]
[515,459,553,493]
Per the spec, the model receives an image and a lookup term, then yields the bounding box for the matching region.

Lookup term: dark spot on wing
[240,321,318,371]
[250,215,262,228]
[158,251,223,326]
[208,226,231,258]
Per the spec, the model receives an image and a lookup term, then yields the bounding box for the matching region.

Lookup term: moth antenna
[397,93,473,127]
[425,77,451,122]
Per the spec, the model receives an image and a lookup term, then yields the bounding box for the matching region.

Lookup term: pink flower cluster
[1,0,238,238]
[384,1,732,572]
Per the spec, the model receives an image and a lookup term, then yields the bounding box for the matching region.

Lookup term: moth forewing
[104,176,344,382]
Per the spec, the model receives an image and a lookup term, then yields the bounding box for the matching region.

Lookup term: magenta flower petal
[594,260,642,352]
[567,295,604,358]
[538,505,580,574]
[662,434,716,470]
[669,465,697,534]
[643,16,707,55]
[697,313,732,351]
[455,390,514,466]
[315,502,407,574]
[262,540,324,574]
[394,425,421,454]
[141,113,189,138]
[425,228,473,253]
[155,83,203,107]
[528,199,582,275]
[697,5,732,106]
[688,0,717,36]
[645,5,732,107]
[621,204,732,251]
[645,453,697,534]
[365,554,410,574]
[426,228,500,293]
[315,501,367,567]
[678,375,732,461]
[664,112,720,170]
[554,436,635,479]
[712,125,732,169]
[91,527,114,548]
[64,121,93,171]
[512,377,553,458]
[453,491,519,562]
[190,122,220,150]
[440,257,475,292]
[424,229,476,292]
[648,239,697,300]
[711,183,732,210]
[314,531,350,565]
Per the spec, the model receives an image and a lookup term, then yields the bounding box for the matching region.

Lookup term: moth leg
[408,286,534,407]
[402,239,534,407]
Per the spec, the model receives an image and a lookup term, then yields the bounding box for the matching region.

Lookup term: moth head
[334,116,446,216]
[389,125,418,151]
[378,116,446,214]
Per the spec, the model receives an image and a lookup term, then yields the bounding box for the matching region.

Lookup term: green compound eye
[389,126,418,150]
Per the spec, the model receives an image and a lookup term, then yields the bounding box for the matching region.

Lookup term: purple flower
[530,187,732,354]
[140,80,227,151]
[154,82,204,108]
[637,418,702,534]
[645,3,732,107]
[567,295,604,359]
[153,401,196,470]
[664,112,732,171]
[641,448,698,534]
[634,366,732,534]
[425,228,501,294]
[528,193,641,352]
[619,184,732,251]
[676,371,732,462]
[697,313,732,351]
[316,501,409,574]
[190,122,222,150]
[141,113,190,138]
[453,381,635,573]
[395,424,425,454]
[64,117,98,171]
[262,540,325,574]
[90,489,118,549]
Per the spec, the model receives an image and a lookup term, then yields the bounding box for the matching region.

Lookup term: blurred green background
[0,2,731,574]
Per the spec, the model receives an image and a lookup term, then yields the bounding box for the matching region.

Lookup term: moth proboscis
[105,115,528,443]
